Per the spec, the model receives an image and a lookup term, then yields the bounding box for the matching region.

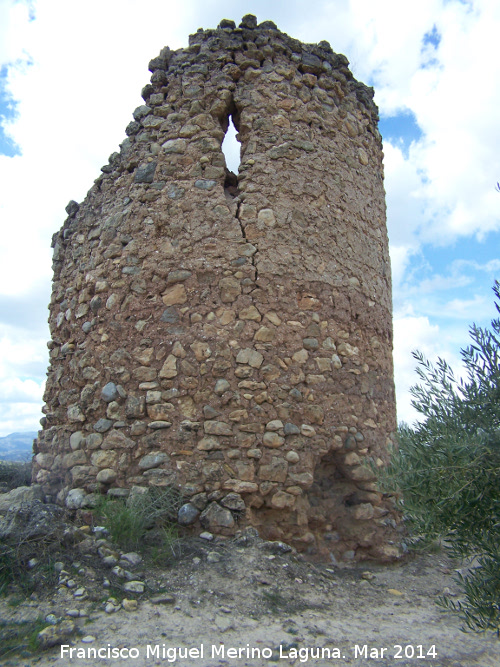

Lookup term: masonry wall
[34,15,400,561]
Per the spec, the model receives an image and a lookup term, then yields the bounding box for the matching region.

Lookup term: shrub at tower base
[34,15,401,562]
[382,281,500,634]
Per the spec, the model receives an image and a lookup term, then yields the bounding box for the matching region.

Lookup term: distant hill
[0,432,37,461]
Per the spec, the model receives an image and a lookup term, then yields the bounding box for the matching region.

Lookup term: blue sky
[0,0,499,434]
[379,111,423,157]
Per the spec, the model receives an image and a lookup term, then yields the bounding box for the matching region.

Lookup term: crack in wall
[235,198,258,283]
[224,171,259,284]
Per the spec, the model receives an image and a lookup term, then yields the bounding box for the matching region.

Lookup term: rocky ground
[0,489,498,667]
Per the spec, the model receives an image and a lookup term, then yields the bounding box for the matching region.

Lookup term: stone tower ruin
[34,15,399,561]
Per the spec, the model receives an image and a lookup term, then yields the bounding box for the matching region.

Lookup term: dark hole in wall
[306,449,351,527]
[224,169,239,197]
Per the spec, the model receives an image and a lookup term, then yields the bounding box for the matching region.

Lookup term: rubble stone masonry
[34,15,400,561]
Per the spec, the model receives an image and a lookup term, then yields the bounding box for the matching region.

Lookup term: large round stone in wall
[34,15,400,562]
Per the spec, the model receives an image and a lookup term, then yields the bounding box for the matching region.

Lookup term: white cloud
[393,311,463,425]
[393,255,499,324]
[0,320,48,435]
[454,258,500,277]
[0,0,32,65]
[348,0,443,97]
[413,270,473,296]
[385,0,500,246]
[0,325,47,376]
[0,367,45,437]
[0,377,43,404]
[438,294,491,321]
[388,244,415,292]
[0,399,43,436]
[384,141,428,250]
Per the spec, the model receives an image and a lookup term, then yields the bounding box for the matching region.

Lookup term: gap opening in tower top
[221,116,241,176]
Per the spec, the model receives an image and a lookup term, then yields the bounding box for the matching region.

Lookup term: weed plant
[93,486,182,555]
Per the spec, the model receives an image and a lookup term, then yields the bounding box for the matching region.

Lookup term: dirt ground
[0,531,498,667]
